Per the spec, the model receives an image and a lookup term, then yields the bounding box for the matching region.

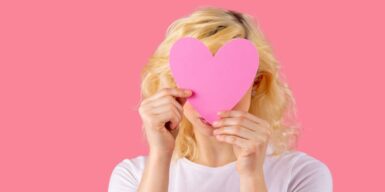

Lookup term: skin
[138,75,271,192]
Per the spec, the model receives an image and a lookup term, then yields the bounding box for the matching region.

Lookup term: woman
[109,7,333,192]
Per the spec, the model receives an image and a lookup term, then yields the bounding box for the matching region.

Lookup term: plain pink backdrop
[1,0,384,191]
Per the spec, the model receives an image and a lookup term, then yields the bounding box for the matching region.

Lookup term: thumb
[170,125,179,138]
[176,91,193,106]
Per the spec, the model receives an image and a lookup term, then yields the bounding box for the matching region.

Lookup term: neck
[191,126,237,167]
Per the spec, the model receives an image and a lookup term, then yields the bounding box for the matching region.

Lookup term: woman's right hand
[138,88,192,155]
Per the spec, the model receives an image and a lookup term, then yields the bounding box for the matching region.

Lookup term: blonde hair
[140,7,301,160]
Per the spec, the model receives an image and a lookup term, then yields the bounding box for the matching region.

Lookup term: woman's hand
[138,88,192,156]
[212,110,272,191]
[138,87,191,192]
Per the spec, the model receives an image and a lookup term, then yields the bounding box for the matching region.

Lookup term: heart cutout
[169,37,259,124]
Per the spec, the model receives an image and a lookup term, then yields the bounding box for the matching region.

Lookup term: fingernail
[213,121,219,126]
[184,89,192,94]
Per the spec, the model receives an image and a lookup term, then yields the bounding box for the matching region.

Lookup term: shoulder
[108,155,148,192]
[273,150,333,192]
[115,155,148,172]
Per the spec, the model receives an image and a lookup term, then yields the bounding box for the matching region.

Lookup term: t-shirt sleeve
[287,154,333,192]
[108,156,146,192]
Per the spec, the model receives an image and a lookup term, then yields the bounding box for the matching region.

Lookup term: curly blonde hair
[139,7,301,160]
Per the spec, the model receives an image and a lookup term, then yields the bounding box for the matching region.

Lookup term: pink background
[0,0,383,191]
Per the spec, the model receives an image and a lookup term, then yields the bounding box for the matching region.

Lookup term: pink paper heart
[169,37,259,124]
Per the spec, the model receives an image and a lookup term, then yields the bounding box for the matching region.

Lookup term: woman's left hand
[212,110,272,177]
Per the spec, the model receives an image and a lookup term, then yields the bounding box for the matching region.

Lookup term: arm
[240,172,268,192]
[137,151,172,192]
[136,88,192,191]
[288,155,333,192]
[213,110,273,192]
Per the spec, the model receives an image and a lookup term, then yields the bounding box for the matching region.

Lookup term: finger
[213,125,255,140]
[157,107,180,130]
[213,116,272,135]
[168,105,182,130]
[212,116,257,132]
[145,88,192,104]
[216,134,264,154]
[151,95,183,113]
[214,125,270,143]
[169,123,180,138]
[218,110,264,125]
[167,111,181,130]
[215,134,252,149]
[175,96,188,106]
[152,104,181,128]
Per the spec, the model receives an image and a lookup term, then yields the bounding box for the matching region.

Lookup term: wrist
[240,172,267,192]
[149,149,173,162]
[240,172,265,184]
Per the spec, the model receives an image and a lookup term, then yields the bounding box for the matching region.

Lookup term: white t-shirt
[108,146,333,192]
